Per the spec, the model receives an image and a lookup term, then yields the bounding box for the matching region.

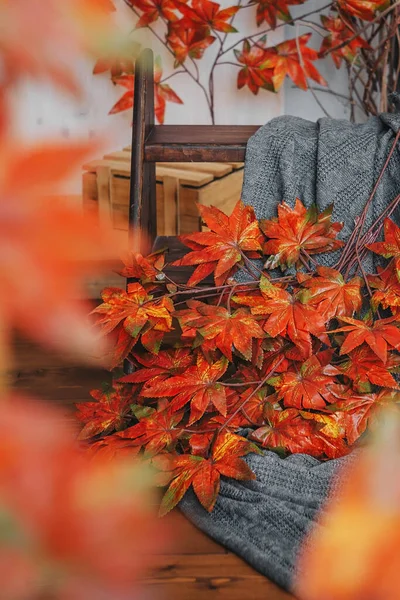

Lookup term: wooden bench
[129,48,260,260]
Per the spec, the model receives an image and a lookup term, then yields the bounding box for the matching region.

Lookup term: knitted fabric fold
[180,451,354,592]
[179,109,400,593]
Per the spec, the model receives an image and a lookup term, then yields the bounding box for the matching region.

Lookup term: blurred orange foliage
[0,397,164,600]
[296,407,400,600]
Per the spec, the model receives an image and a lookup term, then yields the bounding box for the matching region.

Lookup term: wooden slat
[103,150,131,162]
[84,160,214,187]
[104,154,234,178]
[156,166,213,187]
[157,162,232,177]
[144,125,259,162]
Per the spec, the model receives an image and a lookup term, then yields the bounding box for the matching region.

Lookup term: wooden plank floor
[11,337,296,600]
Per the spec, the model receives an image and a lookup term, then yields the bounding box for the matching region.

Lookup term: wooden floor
[11,337,295,600]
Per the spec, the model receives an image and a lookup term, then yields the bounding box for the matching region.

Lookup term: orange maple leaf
[270,352,339,410]
[0,140,120,358]
[159,432,261,515]
[261,199,344,270]
[262,33,327,91]
[235,38,275,95]
[367,264,400,314]
[332,315,400,364]
[109,57,183,123]
[174,300,265,361]
[338,0,390,21]
[175,0,240,33]
[320,15,370,68]
[174,200,264,286]
[367,218,400,282]
[254,0,305,28]
[236,276,329,357]
[141,353,229,424]
[76,383,134,439]
[92,283,174,361]
[300,266,363,320]
[167,21,216,65]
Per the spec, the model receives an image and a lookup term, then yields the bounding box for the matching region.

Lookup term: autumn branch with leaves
[95,0,399,123]
[79,156,400,515]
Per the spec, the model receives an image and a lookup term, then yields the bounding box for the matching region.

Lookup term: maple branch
[121,0,213,116]
[320,1,400,60]
[337,128,400,276]
[219,1,333,57]
[218,356,284,434]
[160,70,186,83]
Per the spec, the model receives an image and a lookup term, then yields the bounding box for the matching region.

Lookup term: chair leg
[129,48,156,255]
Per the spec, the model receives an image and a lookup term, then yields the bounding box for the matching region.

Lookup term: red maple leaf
[299,410,349,459]
[367,264,400,314]
[300,266,363,320]
[270,352,339,410]
[141,353,229,423]
[175,0,239,33]
[261,33,327,91]
[333,387,399,445]
[88,433,142,460]
[154,55,184,123]
[174,301,265,360]
[236,277,329,358]
[320,15,370,68]
[338,346,400,391]
[261,199,344,270]
[130,0,179,27]
[367,218,400,282]
[235,39,275,94]
[338,0,389,22]
[117,250,165,284]
[120,348,194,386]
[167,21,215,65]
[92,283,174,362]
[250,406,322,455]
[174,200,264,286]
[254,0,305,28]
[115,404,185,457]
[159,432,261,515]
[76,383,133,440]
[333,315,400,364]
[109,57,182,123]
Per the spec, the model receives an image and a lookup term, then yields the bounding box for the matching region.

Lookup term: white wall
[283,0,352,122]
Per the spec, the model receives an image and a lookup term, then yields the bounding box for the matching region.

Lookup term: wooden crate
[82,149,244,297]
[82,149,244,236]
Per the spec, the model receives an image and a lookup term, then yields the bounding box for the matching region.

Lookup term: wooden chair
[128,48,260,270]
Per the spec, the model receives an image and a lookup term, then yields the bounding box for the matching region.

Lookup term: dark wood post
[129,48,157,254]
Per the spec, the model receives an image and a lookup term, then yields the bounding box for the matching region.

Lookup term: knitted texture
[180,450,355,592]
[180,110,400,594]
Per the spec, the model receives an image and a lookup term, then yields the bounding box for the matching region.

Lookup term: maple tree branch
[121,0,213,115]
[320,0,400,60]
[218,356,284,434]
[160,70,186,83]
[219,1,333,57]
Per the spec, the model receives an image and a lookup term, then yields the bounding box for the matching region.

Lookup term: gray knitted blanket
[180,108,400,595]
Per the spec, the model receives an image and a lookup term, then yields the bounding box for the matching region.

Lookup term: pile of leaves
[95,0,395,123]
[77,197,400,515]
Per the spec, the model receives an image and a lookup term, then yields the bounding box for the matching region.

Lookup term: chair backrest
[129,48,260,253]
